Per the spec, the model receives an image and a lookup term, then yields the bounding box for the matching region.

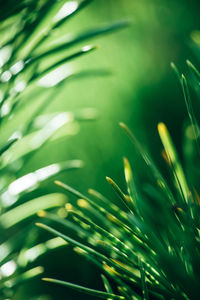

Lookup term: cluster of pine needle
[38,49,200,300]
[0,0,126,298]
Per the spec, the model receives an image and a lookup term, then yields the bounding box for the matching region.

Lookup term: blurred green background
[25,0,200,193]
[11,0,200,298]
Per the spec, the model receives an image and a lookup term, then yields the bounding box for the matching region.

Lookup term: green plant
[0,0,127,298]
[37,44,200,299]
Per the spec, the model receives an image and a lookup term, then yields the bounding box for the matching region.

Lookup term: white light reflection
[1,113,72,206]
[0,46,12,68]
[1,70,12,82]
[10,131,22,140]
[10,60,24,75]
[8,173,38,196]
[35,164,60,181]
[7,164,60,197]
[24,237,66,264]
[33,112,72,129]
[54,1,78,22]
[82,45,93,52]
[1,261,16,277]
[2,162,63,207]
[1,102,11,117]
[31,112,71,148]
[38,64,73,87]
[1,192,17,207]
[14,80,26,92]
[25,245,45,262]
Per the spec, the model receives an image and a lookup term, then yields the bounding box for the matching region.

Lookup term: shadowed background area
[1,0,200,299]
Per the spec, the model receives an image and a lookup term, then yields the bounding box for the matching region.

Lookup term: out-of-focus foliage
[35,0,200,198]
[0,0,127,298]
[37,50,200,299]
